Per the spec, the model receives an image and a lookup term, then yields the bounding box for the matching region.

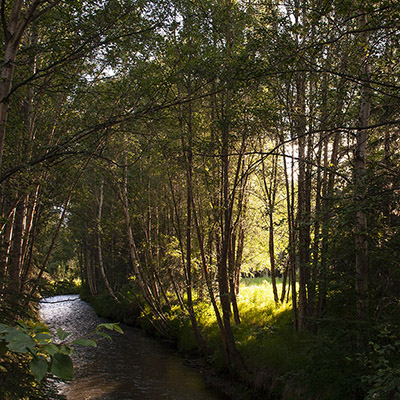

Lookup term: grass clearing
[236,279,304,374]
[189,278,306,384]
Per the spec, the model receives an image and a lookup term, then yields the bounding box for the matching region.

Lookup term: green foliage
[81,286,142,325]
[50,353,74,381]
[176,319,198,354]
[0,352,64,400]
[0,321,123,383]
[30,356,48,382]
[3,327,36,354]
[234,280,305,390]
[38,277,81,299]
[57,327,71,341]
[294,331,361,399]
[71,338,97,347]
[360,325,400,400]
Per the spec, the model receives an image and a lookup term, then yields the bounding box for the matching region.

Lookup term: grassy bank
[39,278,81,298]
[80,279,394,399]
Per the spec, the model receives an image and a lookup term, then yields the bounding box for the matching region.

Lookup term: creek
[40,294,230,400]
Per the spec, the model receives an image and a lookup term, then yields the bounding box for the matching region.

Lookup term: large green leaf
[58,344,73,355]
[0,323,9,334]
[30,356,48,381]
[50,353,74,380]
[5,329,36,353]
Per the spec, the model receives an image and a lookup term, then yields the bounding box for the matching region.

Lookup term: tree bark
[179,82,209,354]
[283,137,298,329]
[97,179,121,303]
[261,151,279,303]
[354,8,371,323]
[296,70,310,331]
[118,151,170,334]
[7,196,25,297]
[0,0,42,170]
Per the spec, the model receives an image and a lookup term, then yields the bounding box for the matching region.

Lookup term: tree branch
[1,0,8,41]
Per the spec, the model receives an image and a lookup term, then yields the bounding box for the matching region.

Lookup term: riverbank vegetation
[83,276,400,399]
[1,0,400,399]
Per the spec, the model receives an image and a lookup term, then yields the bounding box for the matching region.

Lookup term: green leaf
[0,323,9,334]
[5,329,36,353]
[97,323,123,334]
[113,324,124,334]
[42,343,59,356]
[16,321,28,330]
[96,323,115,331]
[95,331,112,341]
[34,333,52,345]
[58,344,73,355]
[57,328,71,341]
[50,353,74,380]
[30,356,48,381]
[33,326,51,334]
[72,338,97,347]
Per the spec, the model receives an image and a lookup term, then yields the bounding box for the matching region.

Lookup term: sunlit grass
[238,277,290,325]
[193,278,292,332]
[190,278,302,377]
[235,279,303,375]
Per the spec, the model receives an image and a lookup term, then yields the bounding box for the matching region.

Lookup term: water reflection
[40,295,229,400]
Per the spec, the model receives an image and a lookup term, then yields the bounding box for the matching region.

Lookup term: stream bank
[40,294,237,400]
[79,290,277,400]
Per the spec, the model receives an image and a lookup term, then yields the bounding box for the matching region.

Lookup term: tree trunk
[354,8,371,323]
[318,75,345,316]
[229,233,241,325]
[0,0,41,170]
[7,196,25,298]
[97,179,120,303]
[218,98,245,373]
[118,152,170,334]
[261,151,279,303]
[179,86,209,355]
[296,69,309,331]
[283,138,298,329]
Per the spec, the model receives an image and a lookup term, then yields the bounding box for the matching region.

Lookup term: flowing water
[40,294,229,400]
